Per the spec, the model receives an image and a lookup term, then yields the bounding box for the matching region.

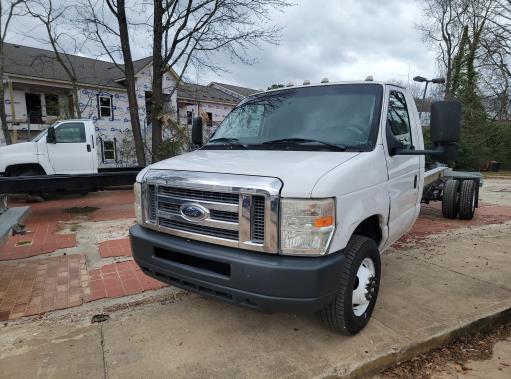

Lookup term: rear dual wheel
[458,180,477,220]
[442,179,459,219]
[441,179,477,220]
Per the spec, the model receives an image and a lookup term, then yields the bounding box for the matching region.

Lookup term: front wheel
[321,235,381,335]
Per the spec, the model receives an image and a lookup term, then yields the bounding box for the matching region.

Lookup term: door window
[55,122,86,143]
[387,91,413,148]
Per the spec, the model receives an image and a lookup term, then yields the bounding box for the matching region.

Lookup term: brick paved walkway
[99,238,132,258]
[88,261,166,302]
[0,221,76,260]
[0,255,88,320]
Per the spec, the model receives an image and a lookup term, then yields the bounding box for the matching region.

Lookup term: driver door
[46,122,95,174]
[384,89,421,246]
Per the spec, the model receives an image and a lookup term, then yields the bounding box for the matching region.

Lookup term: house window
[45,94,60,116]
[206,112,213,127]
[102,139,117,161]
[98,95,113,118]
[186,111,193,125]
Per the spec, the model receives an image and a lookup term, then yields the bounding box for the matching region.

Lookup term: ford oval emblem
[180,203,209,222]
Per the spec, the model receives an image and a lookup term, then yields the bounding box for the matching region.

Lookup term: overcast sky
[6,0,437,90]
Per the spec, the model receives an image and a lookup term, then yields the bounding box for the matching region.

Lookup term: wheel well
[353,215,382,245]
[5,164,46,176]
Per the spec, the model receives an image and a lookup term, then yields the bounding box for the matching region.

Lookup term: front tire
[321,235,381,335]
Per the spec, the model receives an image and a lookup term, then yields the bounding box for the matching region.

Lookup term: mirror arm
[393,148,445,156]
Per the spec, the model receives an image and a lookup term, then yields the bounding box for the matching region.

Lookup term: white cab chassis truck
[0,120,141,198]
[130,82,481,334]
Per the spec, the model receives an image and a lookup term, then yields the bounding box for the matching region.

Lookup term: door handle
[413,174,418,189]
[87,144,91,152]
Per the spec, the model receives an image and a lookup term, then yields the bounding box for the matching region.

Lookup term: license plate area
[154,247,231,278]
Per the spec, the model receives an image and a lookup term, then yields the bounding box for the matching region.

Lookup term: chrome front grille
[156,185,239,242]
[158,186,239,203]
[158,218,239,240]
[251,196,265,243]
[142,170,281,253]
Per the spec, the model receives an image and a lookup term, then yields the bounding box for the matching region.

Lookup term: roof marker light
[365,75,374,81]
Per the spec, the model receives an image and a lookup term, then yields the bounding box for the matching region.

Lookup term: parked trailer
[0,167,141,242]
[0,168,141,195]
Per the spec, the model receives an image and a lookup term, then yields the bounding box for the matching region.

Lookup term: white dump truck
[130,81,481,335]
[0,119,141,197]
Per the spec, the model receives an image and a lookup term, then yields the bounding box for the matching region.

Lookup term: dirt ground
[377,177,511,379]
[378,323,511,379]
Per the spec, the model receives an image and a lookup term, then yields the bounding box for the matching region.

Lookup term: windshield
[206,84,383,151]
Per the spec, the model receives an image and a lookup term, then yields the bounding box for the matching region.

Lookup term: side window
[98,95,113,119]
[387,91,412,148]
[102,140,117,162]
[54,122,86,143]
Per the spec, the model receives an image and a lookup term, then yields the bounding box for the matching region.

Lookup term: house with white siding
[0,43,256,166]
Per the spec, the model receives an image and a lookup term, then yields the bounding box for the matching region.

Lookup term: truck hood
[0,142,37,156]
[0,142,39,169]
[147,149,360,197]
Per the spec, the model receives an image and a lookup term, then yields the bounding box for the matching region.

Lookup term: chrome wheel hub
[352,257,376,317]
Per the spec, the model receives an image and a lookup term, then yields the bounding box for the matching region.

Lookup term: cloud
[5,0,437,90]
[197,0,437,89]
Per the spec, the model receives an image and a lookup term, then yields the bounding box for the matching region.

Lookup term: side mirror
[430,100,462,161]
[388,100,463,162]
[46,126,56,144]
[191,117,203,146]
[430,100,462,144]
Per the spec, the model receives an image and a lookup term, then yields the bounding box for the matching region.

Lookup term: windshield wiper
[206,137,247,148]
[261,138,346,151]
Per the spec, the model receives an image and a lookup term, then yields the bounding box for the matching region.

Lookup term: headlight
[134,182,143,224]
[280,198,336,256]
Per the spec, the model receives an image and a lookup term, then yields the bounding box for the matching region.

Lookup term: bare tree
[149,0,291,162]
[0,0,24,145]
[24,0,83,117]
[418,0,508,100]
[79,0,147,166]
